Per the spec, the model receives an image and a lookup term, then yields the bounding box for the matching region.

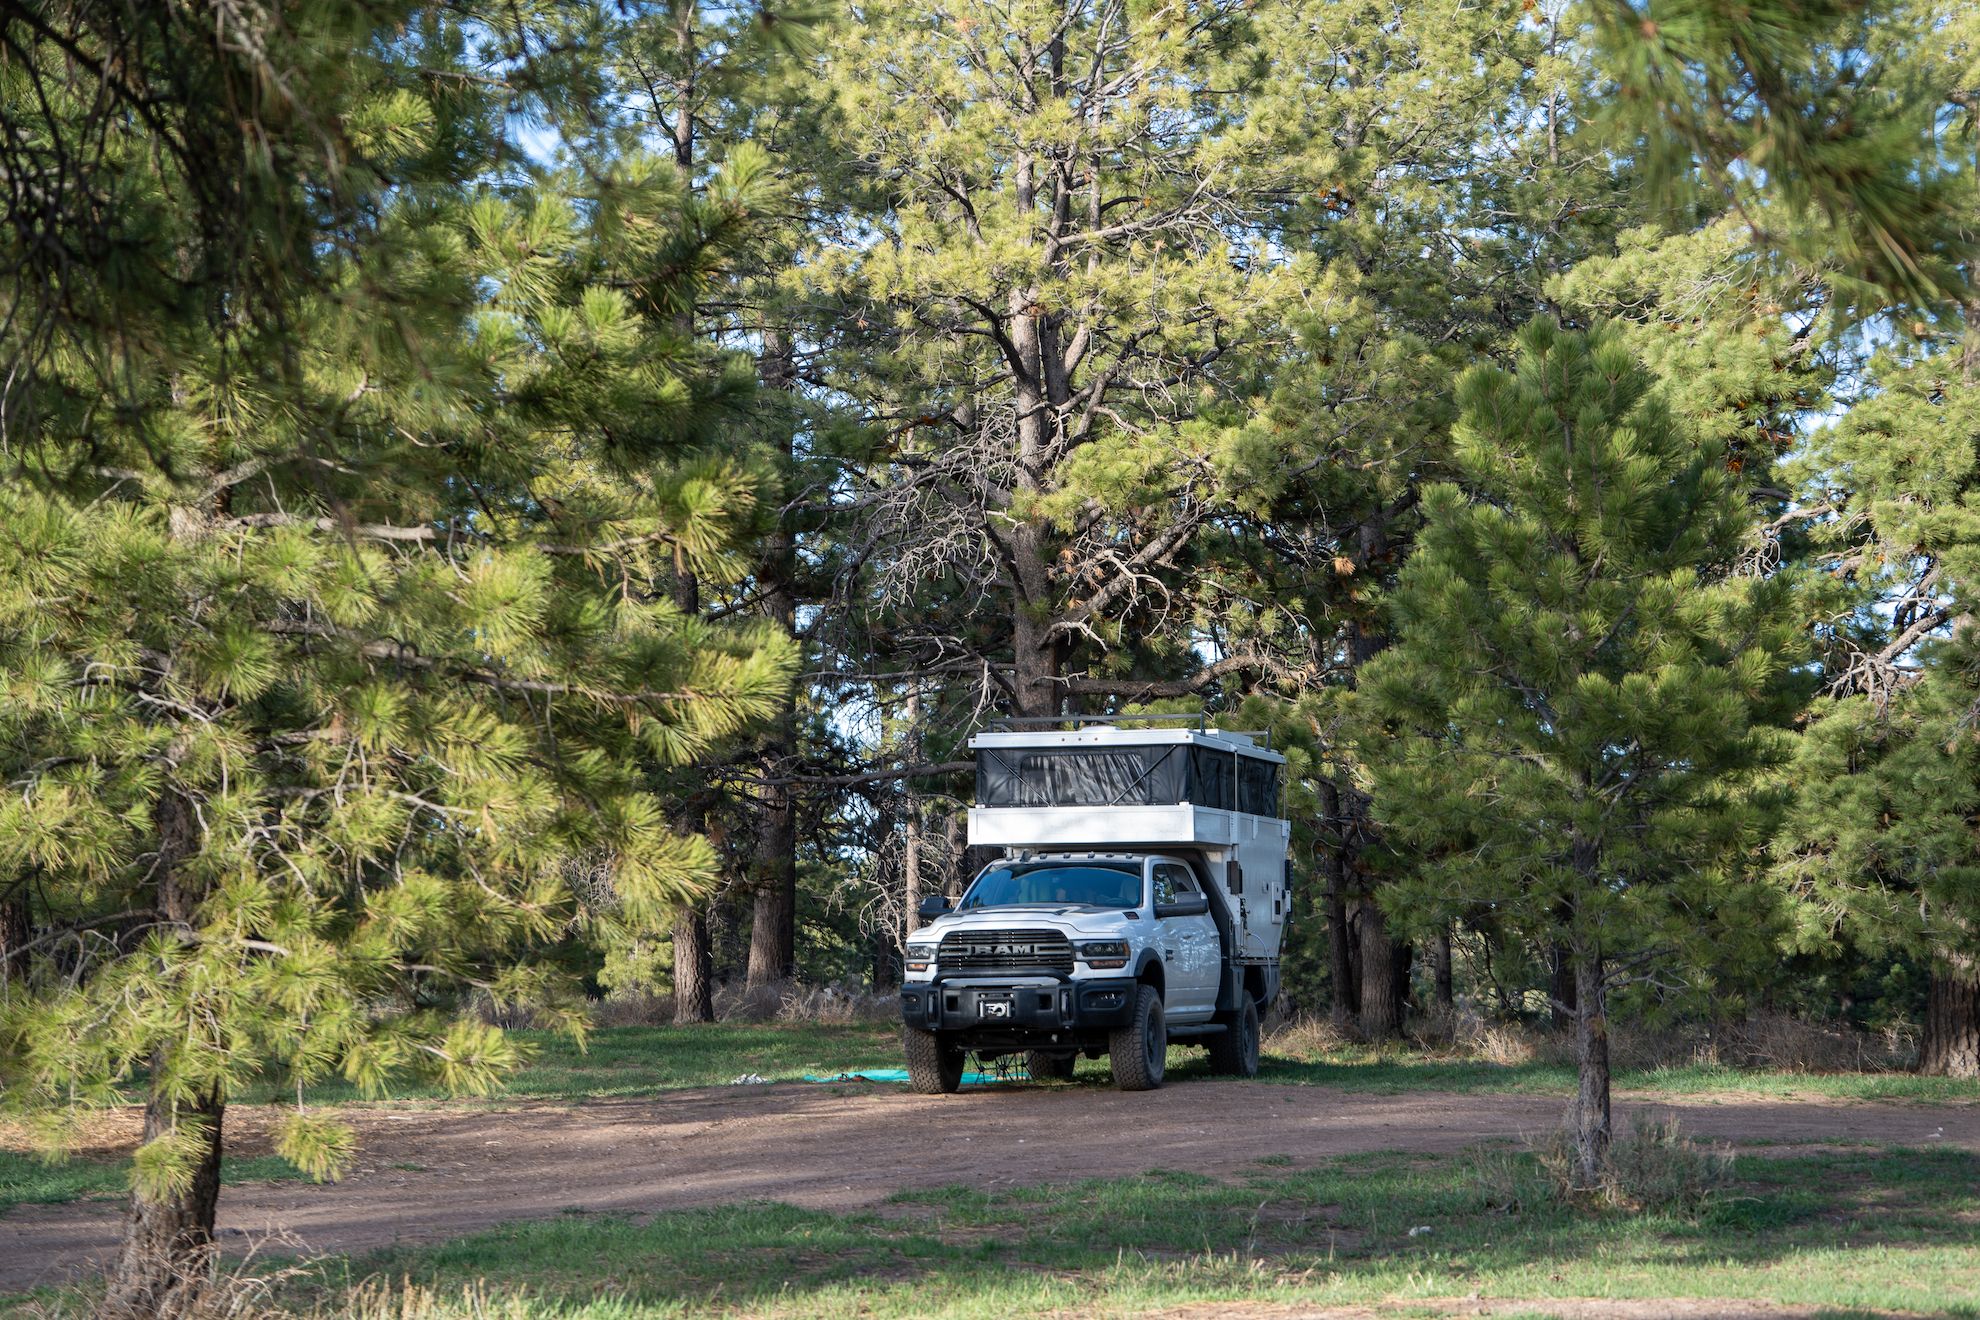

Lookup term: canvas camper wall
[975,743,1280,814]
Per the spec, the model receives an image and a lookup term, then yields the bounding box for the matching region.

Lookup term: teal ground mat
[804,1067,1023,1085]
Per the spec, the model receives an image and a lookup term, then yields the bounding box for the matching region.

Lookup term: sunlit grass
[275,1022,903,1106]
[123,1147,1980,1316]
[0,1148,304,1213]
[269,1021,1980,1107]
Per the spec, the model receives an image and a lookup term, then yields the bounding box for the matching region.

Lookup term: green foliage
[0,0,795,1214]
[1364,321,1807,1004]
[4,3,1979,1289]
[1586,0,1977,314]
[1770,308,1980,1014]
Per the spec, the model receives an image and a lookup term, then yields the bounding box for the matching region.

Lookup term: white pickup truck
[899,718,1290,1092]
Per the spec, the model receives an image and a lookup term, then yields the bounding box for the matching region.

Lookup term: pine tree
[1363,321,1804,1182]
[1772,311,1980,1076]
[803,0,1309,721]
[1586,0,1975,315]
[589,0,829,1006]
[1208,0,1632,1034]
[0,9,794,1311]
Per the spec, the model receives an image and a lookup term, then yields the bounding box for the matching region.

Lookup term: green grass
[277,1022,903,1106]
[1247,1044,1980,1103]
[270,1022,1980,1108]
[0,1148,305,1213]
[226,1146,1980,1317]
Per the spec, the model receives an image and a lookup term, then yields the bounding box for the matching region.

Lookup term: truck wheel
[1108,984,1167,1091]
[1207,996,1260,1078]
[904,1027,965,1094]
[1025,1050,1076,1082]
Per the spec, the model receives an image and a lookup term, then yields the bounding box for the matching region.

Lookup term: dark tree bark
[741,721,796,989]
[1344,595,1409,1039]
[1549,940,1577,1030]
[0,892,29,982]
[1356,895,1405,1039]
[1570,943,1612,1188]
[1474,913,1521,1019]
[745,329,800,989]
[1327,878,1357,1030]
[672,908,714,1024]
[104,1081,224,1319]
[744,835,795,988]
[871,923,900,989]
[1390,933,1414,1019]
[1921,960,1980,1078]
[107,783,222,1316]
[1431,926,1454,1009]
[1316,779,1358,1030]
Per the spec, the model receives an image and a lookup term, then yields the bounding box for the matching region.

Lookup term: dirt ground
[4,1080,1975,1296]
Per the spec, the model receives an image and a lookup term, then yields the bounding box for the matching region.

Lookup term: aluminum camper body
[899,718,1291,1093]
[965,725,1291,961]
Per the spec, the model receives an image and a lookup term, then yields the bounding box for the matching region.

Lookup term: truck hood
[920,907,1136,937]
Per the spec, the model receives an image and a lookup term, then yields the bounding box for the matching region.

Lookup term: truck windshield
[960,863,1143,910]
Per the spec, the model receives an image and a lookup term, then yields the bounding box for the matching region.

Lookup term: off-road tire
[1108,984,1167,1091]
[1207,995,1261,1077]
[1025,1049,1077,1082]
[904,1027,965,1094]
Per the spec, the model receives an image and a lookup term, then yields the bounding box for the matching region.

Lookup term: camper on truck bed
[900,717,1291,1093]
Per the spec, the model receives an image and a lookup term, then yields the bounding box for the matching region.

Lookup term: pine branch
[260,620,702,707]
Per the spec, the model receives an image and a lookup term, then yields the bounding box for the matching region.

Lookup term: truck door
[1153,862,1219,1016]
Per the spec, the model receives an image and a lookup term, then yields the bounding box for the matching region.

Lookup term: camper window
[1238,756,1279,816]
[976,746,1187,807]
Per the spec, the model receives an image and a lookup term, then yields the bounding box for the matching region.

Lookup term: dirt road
[5,1080,1974,1295]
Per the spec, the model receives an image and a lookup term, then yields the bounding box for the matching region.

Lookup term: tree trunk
[744,839,794,988]
[943,812,967,899]
[745,328,800,989]
[1316,779,1358,1029]
[1390,934,1414,1020]
[1569,944,1612,1188]
[1431,926,1454,1009]
[1006,529,1062,719]
[742,707,796,988]
[903,796,926,935]
[104,1081,225,1319]
[1327,880,1357,1030]
[1920,960,1980,1078]
[1549,941,1577,1030]
[0,893,28,983]
[901,689,928,935]
[1000,136,1073,722]
[871,923,899,989]
[672,908,714,1024]
[1356,895,1404,1039]
[1343,608,1401,1038]
[107,782,222,1316]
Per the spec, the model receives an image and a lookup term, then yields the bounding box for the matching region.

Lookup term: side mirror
[1155,894,1209,919]
[917,894,953,921]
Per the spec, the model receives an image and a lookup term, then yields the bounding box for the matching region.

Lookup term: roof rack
[983,713,1271,751]
[988,713,1204,731]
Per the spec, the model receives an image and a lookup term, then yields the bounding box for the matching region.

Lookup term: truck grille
[938,928,1074,973]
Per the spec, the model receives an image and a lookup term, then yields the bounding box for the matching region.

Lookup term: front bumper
[900,975,1137,1035]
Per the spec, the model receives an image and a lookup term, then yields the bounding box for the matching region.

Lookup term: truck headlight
[905,942,937,974]
[1077,940,1129,970]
